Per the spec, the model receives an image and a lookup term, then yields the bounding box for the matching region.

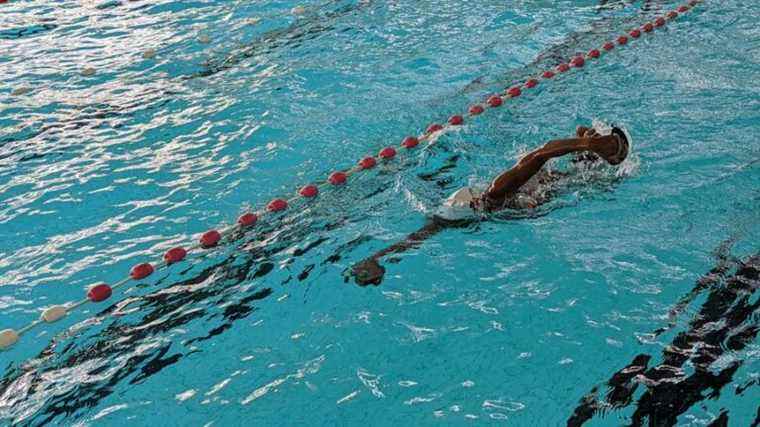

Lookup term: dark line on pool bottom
[567,252,760,427]
[651,238,738,337]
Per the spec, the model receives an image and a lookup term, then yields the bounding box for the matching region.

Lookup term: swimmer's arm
[485,136,591,200]
[368,220,445,261]
[351,220,447,285]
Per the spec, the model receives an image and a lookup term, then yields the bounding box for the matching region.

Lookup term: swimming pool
[1,0,759,424]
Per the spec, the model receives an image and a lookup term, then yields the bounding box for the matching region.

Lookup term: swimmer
[351,122,630,286]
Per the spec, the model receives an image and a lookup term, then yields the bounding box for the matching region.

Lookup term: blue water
[1,0,759,425]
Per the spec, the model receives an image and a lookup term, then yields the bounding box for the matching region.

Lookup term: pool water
[1,0,759,425]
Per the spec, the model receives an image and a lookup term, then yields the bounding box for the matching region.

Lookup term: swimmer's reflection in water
[350,123,631,286]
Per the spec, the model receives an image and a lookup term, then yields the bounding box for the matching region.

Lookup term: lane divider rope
[0,1,703,351]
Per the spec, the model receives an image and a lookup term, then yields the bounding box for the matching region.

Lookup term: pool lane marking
[0,0,703,351]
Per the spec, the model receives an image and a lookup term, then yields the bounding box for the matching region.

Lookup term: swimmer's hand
[351,258,385,286]
[576,125,600,139]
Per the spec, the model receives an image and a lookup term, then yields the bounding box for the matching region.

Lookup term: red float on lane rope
[655,17,666,27]
[507,86,521,98]
[487,95,503,107]
[643,22,654,32]
[200,230,221,248]
[603,42,615,51]
[379,147,397,159]
[238,212,258,226]
[618,35,629,45]
[469,105,484,115]
[629,29,641,38]
[525,78,538,88]
[328,171,347,185]
[267,199,288,212]
[557,63,570,73]
[677,5,689,12]
[448,115,464,125]
[87,284,112,302]
[359,156,377,169]
[426,123,444,134]
[164,247,187,264]
[130,263,154,280]
[542,70,555,79]
[571,56,585,68]
[668,11,678,19]
[588,49,600,59]
[299,184,319,197]
[401,136,419,148]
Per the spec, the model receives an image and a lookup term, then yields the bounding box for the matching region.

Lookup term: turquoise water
[1,0,759,425]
